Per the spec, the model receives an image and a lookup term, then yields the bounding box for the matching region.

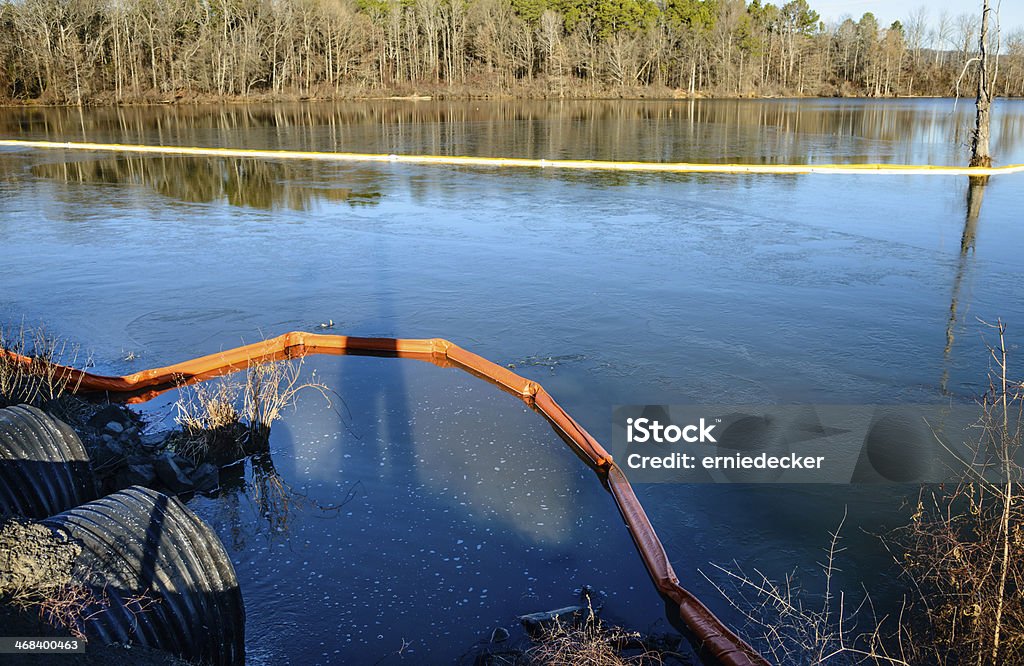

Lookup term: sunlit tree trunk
[970,0,992,168]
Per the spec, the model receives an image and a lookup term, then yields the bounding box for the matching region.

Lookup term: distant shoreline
[2,89,1020,109]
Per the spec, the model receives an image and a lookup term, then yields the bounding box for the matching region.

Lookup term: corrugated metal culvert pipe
[42,486,246,665]
[0,405,244,665]
[0,404,98,518]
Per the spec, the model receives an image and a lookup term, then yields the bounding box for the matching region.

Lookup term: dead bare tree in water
[970,0,995,170]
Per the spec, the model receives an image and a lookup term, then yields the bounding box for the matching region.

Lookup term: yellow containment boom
[2,139,1023,176]
[2,332,769,666]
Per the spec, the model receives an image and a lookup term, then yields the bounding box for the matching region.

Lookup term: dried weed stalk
[0,323,85,408]
[173,380,244,461]
[243,359,330,443]
[525,604,662,666]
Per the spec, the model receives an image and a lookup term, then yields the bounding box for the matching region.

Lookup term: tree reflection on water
[31,156,383,211]
[941,177,986,396]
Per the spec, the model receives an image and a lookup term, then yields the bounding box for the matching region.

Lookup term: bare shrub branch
[702,512,912,666]
[893,318,1024,665]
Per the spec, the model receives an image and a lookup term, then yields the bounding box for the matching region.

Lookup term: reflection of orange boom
[2,332,768,666]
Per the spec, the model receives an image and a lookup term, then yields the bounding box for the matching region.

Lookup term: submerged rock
[191,463,220,493]
[154,453,195,494]
[118,462,157,487]
[518,605,590,633]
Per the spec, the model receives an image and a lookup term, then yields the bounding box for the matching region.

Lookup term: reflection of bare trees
[30,156,382,210]
[941,177,985,395]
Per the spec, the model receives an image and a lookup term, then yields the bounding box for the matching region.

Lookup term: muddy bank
[0,520,80,596]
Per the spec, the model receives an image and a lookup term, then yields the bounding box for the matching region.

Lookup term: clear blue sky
[812,1,1024,33]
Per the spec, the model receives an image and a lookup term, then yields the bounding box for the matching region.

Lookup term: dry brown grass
[524,607,663,666]
[171,356,330,462]
[5,583,107,639]
[177,382,241,433]
[173,380,244,462]
[0,323,84,408]
[6,582,160,641]
[1,519,106,639]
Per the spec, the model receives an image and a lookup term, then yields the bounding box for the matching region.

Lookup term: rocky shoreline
[76,401,221,498]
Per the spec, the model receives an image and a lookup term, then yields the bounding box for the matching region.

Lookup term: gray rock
[117,463,156,487]
[90,441,126,470]
[191,463,219,493]
[154,453,194,494]
[139,432,167,450]
[173,454,196,474]
[105,421,125,434]
[88,404,133,430]
[518,605,589,633]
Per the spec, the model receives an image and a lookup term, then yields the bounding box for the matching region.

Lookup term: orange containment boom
[1,332,769,666]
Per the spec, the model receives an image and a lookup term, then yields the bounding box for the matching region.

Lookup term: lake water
[2,99,1023,663]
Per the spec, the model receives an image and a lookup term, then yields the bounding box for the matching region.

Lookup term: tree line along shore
[0,0,1021,105]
